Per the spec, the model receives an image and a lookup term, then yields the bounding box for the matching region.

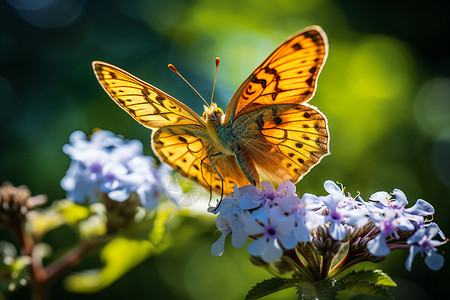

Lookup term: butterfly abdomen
[234,146,260,186]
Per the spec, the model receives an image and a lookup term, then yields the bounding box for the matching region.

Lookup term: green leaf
[148,206,173,248]
[64,237,155,293]
[297,280,337,300]
[245,277,298,300]
[336,269,396,299]
[64,207,173,293]
[55,200,91,225]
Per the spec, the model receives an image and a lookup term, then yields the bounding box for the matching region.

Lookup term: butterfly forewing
[225,26,328,126]
[92,62,206,128]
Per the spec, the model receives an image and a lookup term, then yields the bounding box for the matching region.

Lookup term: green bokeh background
[1,0,449,299]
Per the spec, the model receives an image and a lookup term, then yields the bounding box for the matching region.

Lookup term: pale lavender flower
[61,130,177,210]
[406,222,446,271]
[366,209,401,256]
[211,186,251,256]
[369,189,434,223]
[239,182,284,221]
[366,189,433,257]
[280,193,324,242]
[321,181,368,241]
[247,206,297,262]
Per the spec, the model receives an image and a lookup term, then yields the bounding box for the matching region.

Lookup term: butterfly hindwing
[93,61,205,129]
[152,126,250,195]
[225,26,328,126]
[235,103,329,184]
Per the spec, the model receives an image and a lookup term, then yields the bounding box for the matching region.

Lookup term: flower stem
[45,236,109,282]
[12,218,48,300]
[12,216,109,300]
[320,255,334,280]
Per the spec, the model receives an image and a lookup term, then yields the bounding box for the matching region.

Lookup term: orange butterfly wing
[226,26,329,185]
[233,104,329,185]
[92,61,205,128]
[225,26,328,125]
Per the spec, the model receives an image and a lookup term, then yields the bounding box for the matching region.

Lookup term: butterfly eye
[213,108,223,119]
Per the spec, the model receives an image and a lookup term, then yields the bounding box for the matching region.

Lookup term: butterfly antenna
[168,64,209,108]
[211,57,220,105]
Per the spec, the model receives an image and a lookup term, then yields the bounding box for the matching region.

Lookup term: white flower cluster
[211,180,446,271]
[61,130,177,209]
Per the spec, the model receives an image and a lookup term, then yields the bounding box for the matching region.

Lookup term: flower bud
[0,182,46,227]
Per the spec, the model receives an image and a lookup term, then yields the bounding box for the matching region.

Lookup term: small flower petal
[324,180,343,195]
[405,245,420,271]
[367,234,390,257]
[211,232,228,256]
[425,252,444,271]
[329,222,348,241]
[404,199,435,216]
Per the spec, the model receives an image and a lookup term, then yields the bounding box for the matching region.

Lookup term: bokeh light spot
[8,0,85,29]
[414,77,450,138]
[432,129,450,187]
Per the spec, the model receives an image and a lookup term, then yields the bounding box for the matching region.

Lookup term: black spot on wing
[142,87,150,97]
[252,77,268,89]
[264,66,278,75]
[301,90,312,97]
[309,66,317,74]
[303,31,323,44]
[291,43,303,50]
[273,116,283,125]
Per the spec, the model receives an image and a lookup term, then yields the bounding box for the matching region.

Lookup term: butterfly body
[203,105,235,155]
[93,26,330,196]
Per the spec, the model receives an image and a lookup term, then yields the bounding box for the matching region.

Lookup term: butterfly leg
[199,152,225,207]
[235,148,260,187]
[207,152,226,211]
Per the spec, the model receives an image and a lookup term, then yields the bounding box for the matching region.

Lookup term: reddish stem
[13,219,48,300]
[13,217,108,300]
[45,237,108,282]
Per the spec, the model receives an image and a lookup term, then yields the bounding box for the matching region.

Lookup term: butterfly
[92,25,329,198]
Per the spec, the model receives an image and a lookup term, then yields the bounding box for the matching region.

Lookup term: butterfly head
[203,102,224,122]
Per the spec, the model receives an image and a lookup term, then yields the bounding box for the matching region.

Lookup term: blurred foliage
[1,0,449,299]
[63,205,172,293]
